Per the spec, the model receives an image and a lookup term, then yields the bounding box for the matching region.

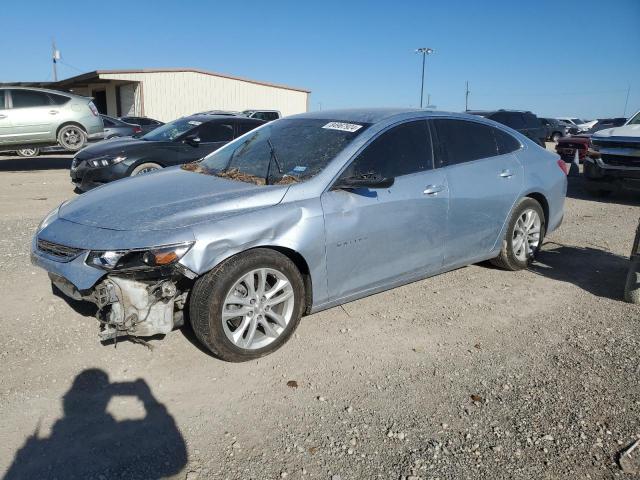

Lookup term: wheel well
[526,193,549,224]
[56,121,87,137]
[265,246,313,315]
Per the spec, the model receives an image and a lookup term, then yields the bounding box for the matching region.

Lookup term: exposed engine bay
[50,269,194,342]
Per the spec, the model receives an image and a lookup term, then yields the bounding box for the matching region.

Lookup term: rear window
[434,119,498,166]
[11,90,51,108]
[48,93,70,105]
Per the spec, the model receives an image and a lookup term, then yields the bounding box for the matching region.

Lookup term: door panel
[0,107,11,144]
[322,170,449,300]
[444,153,523,265]
[8,90,57,143]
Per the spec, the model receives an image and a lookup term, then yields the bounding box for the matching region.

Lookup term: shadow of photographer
[4,369,187,480]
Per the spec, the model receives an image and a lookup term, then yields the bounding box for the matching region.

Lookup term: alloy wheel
[61,128,82,148]
[512,208,542,262]
[222,268,295,350]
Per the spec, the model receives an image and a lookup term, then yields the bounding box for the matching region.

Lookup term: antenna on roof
[465,81,470,111]
[51,39,60,82]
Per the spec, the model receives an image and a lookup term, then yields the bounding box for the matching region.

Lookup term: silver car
[0,87,104,151]
[31,109,567,361]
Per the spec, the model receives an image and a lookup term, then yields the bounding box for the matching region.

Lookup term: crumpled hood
[592,124,640,139]
[59,168,289,231]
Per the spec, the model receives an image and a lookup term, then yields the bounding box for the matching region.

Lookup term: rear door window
[342,120,432,179]
[433,119,498,166]
[198,122,234,142]
[10,90,51,108]
[48,93,70,105]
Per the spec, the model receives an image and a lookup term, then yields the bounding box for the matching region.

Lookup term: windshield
[628,112,640,125]
[571,118,585,124]
[184,118,370,185]
[141,117,199,141]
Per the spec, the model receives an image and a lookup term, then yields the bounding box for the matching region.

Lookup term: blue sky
[2,0,639,119]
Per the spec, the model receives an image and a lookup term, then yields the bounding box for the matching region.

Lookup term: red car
[555,134,590,162]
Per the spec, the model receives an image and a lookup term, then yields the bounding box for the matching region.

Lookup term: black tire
[57,125,87,151]
[584,182,613,197]
[491,198,546,271]
[189,248,305,362]
[130,162,162,176]
[16,148,40,157]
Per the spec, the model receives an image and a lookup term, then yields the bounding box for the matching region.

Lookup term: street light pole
[415,47,434,108]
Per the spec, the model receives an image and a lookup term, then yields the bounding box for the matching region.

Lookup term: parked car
[101,115,142,139]
[242,110,281,122]
[467,110,547,146]
[32,108,567,361]
[557,117,595,133]
[584,110,640,196]
[119,116,164,135]
[587,117,627,133]
[70,115,264,191]
[0,87,103,151]
[541,118,569,143]
[557,120,580,135]
[555,134,590,162]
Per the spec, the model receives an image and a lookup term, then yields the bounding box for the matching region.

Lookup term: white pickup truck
[584,110,640,196]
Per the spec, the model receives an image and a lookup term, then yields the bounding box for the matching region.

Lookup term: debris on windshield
[216,168,266,185]
[275,176,299,185]
[181,162,204,173]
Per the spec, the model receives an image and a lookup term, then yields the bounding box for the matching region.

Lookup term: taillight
[557,159,569,175]
[88,102,99,116]
[133,126,142,134]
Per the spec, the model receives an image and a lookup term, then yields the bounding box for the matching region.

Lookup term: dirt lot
[0,153,638,480]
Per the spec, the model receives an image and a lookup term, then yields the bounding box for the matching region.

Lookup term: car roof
[467,109,534,115]
[0,85,85,99]
[288,108,484,124]
[184,114,264,123]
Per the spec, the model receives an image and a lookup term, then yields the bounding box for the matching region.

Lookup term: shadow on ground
[532,242,629,301]
[3,369,188,480]
[0,155,72,171]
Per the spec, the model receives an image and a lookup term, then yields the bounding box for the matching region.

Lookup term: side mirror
[184,135,201,147]
[334,172,395,190]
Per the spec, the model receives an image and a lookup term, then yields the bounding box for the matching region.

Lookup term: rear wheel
[57,125,87,151]
[491,198,546,271]
[130,162,162,176]
[16,148,40,157]
[189,248,305,362]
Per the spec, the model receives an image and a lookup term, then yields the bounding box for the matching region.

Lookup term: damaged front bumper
[31,235,197,342]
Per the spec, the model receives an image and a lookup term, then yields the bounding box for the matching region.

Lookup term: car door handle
[423,185,445,195]
[499,169,514,178]
[49,110,59,115]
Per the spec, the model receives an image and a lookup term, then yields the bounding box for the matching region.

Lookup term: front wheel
[130,162,162,176]
[57,125,87,151]
[189,248,305,362]
[491,198,546,271]
[16,148,40,157]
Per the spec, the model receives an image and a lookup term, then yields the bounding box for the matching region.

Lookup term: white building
[52,68,310,121]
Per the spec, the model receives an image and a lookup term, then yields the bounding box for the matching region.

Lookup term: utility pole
[51,39,60,81]
[623,83,630,117]
[465,80,470,111]
[415,47,435,108]
[427,94,431,106]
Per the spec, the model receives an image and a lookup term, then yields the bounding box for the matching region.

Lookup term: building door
[92,90,107,114]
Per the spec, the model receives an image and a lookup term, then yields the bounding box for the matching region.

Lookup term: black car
[70,115,264,191]
[540,118,569,143]
[467,110,547,147]
[119,116,165,135]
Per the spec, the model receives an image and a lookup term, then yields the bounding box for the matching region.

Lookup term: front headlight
[86,242,194,271]
[88,155,127,167]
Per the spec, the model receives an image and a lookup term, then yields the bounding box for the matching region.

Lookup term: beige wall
[99,71,309,122]
[70,83,118,117]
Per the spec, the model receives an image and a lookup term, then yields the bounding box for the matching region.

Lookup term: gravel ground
[0,153,638,479]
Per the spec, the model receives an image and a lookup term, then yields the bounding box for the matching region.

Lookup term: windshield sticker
[292,166,307,173]
[322,122,363,132]
[187,121,202,126]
